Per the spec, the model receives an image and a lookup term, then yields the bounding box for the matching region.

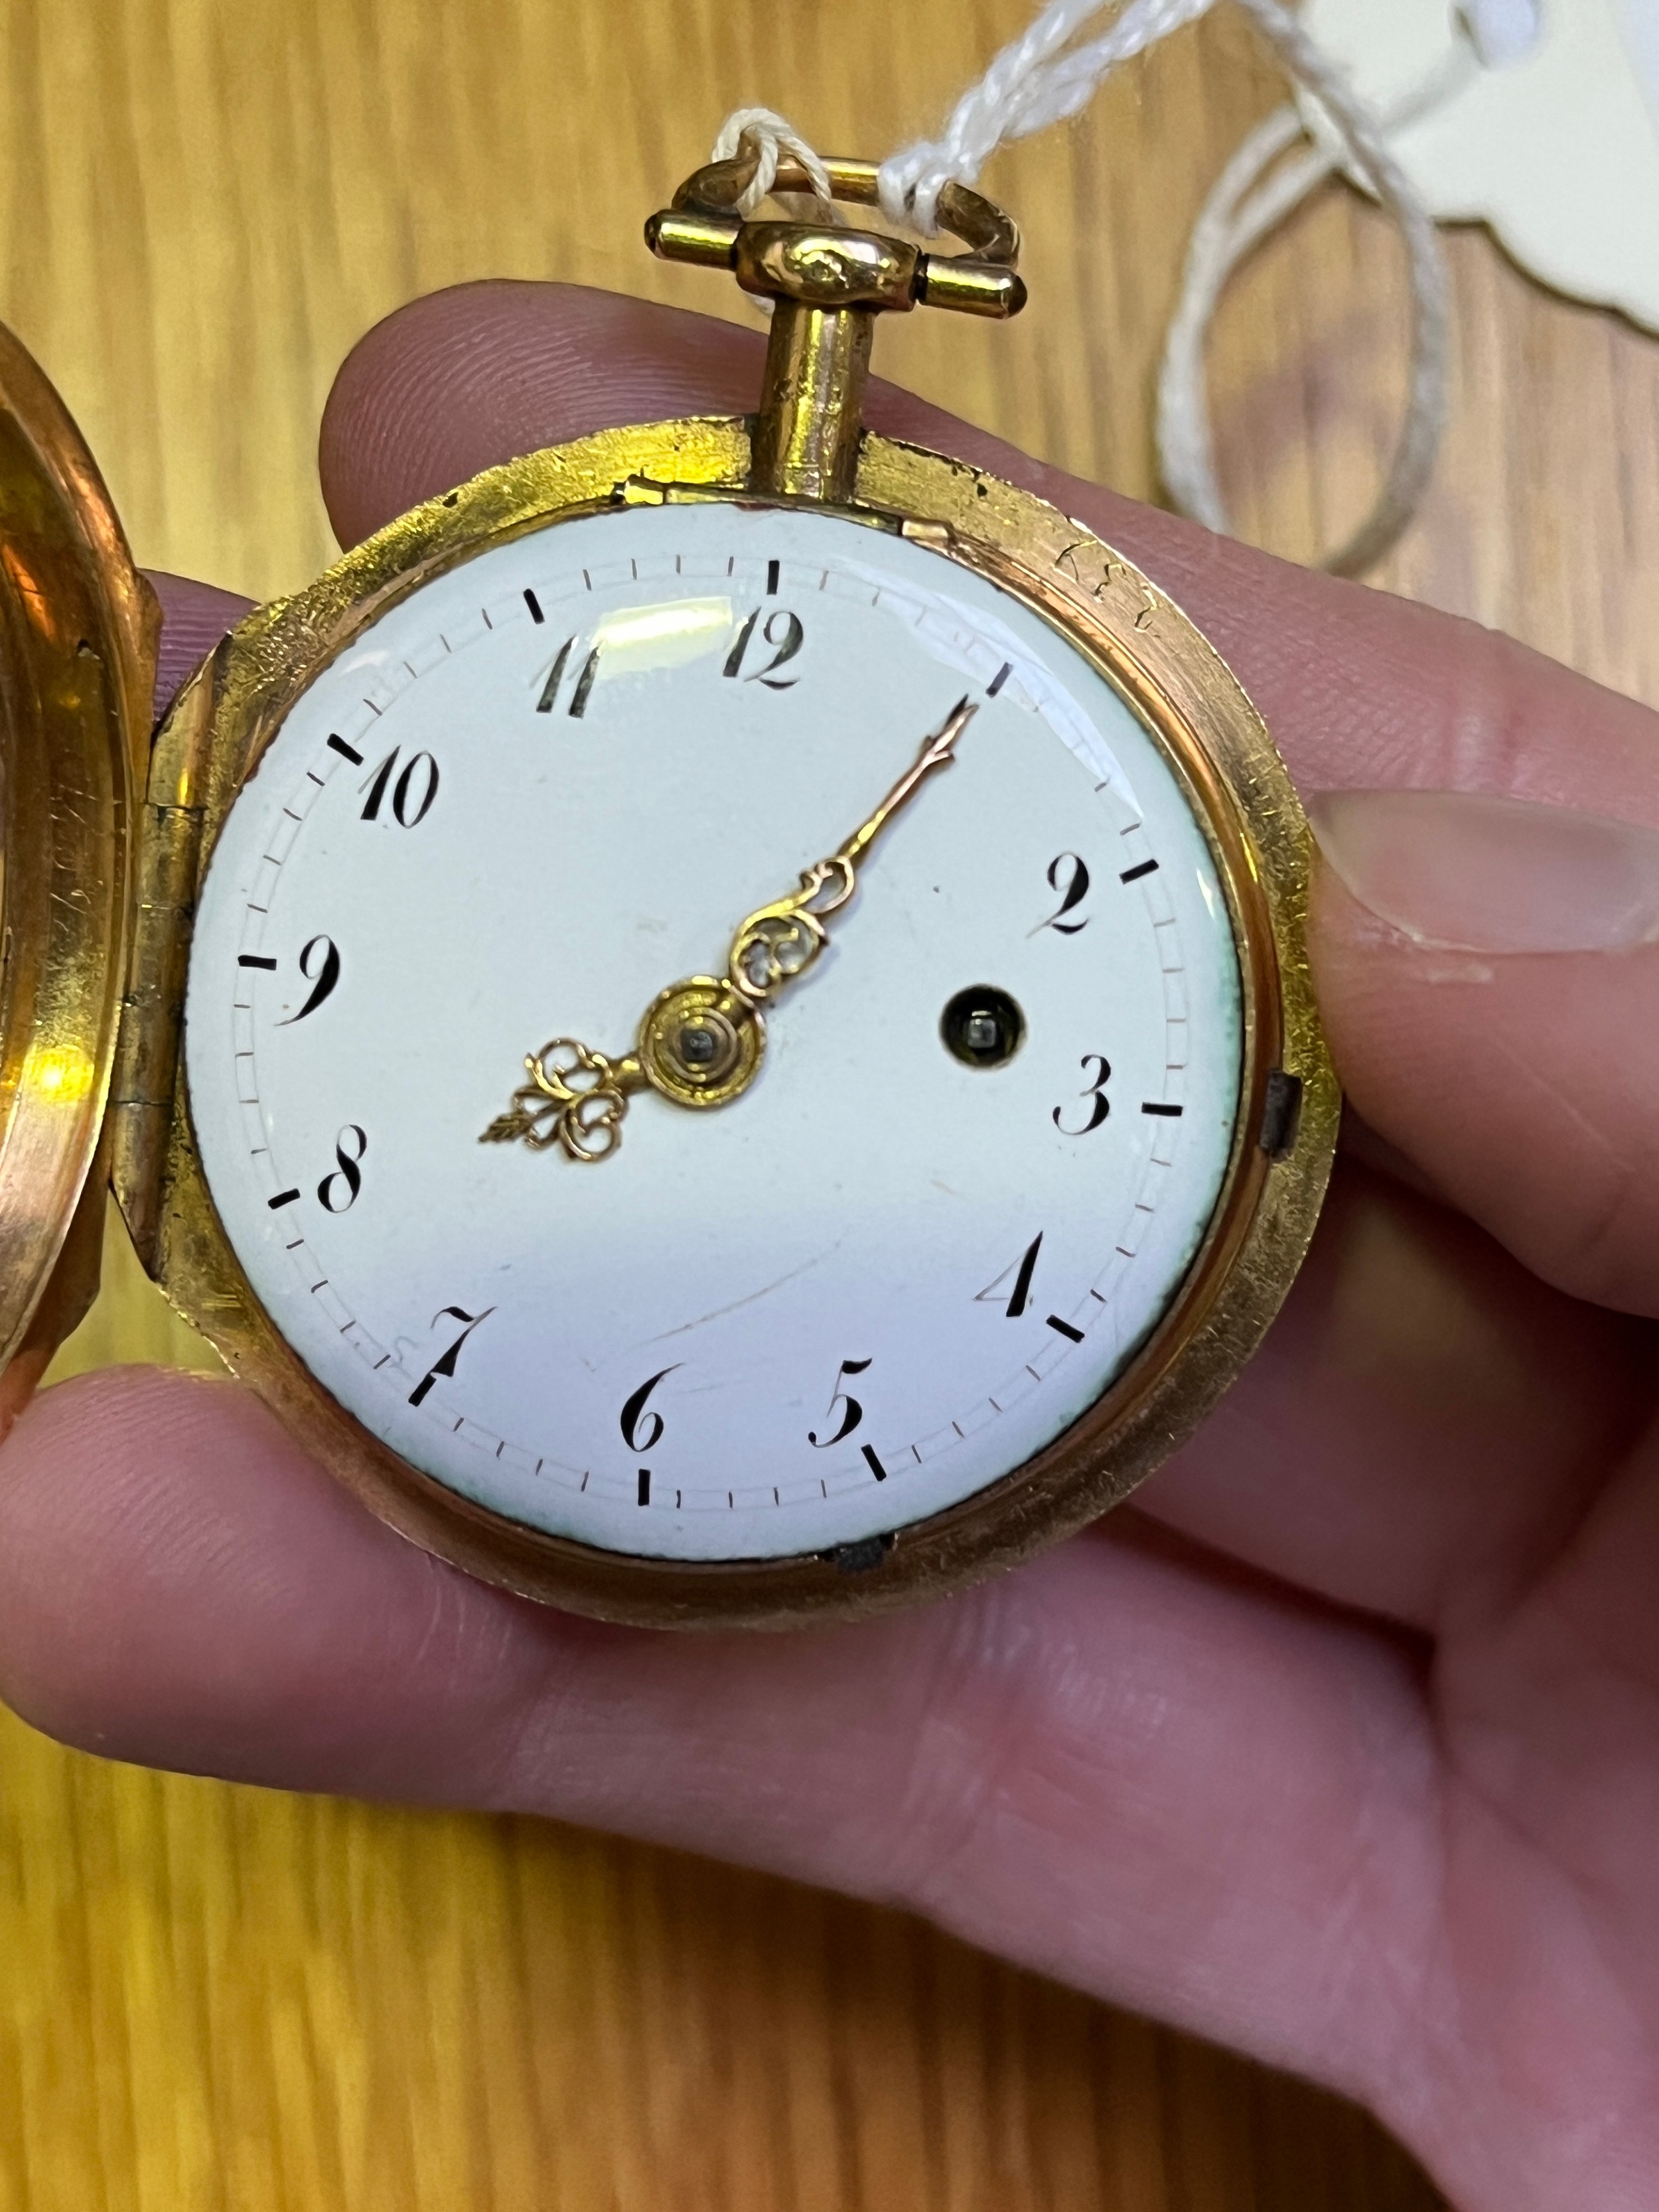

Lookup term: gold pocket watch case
[0,155,1339,1628]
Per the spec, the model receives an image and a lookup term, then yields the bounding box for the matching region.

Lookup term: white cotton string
[711,107,836,216]
[711,0,1541,572]
[877,0,1218,235]
[1161,0,1457,573]
[1157,33,1479,575]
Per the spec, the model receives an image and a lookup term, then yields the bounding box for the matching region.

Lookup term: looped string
[877,0,1216,236]
[711,106,837,217]
[712,0,1541,574]
[1158,27,1479,575]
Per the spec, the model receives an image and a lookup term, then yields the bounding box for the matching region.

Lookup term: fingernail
[1309,790,1659,954]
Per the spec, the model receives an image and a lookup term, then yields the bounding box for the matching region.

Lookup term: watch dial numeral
[619,1365,679,1453]
[1033,852,1090,935]
[723,606,804,688]
[808,1357,872,1449]
[537,637,601,717]
[360,748,440,826]
[1054,1055,1112,1136]
[317,1124,368,1213]
[408,1304,495,1408]
[277,933,340,1025]
[977,1232,1043,1318]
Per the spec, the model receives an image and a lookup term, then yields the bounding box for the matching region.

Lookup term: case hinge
[109,656,218,1272]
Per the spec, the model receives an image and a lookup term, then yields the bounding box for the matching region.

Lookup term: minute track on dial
[479,694,979,1163]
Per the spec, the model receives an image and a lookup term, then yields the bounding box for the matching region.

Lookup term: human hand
[4,283,1656,2212]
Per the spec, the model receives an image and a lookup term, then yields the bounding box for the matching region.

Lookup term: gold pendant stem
[650,154,1025,504]
[749,301,873,504]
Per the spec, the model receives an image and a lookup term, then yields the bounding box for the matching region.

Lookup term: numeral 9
[277,934,340,1025]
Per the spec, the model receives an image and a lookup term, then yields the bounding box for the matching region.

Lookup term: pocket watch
[0,153,1338,1627]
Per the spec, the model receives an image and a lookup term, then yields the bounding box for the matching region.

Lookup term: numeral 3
[1054,1056,1112,1136]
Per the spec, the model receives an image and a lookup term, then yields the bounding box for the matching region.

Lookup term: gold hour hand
[482,695,976,1159]
[727,694,977,1003]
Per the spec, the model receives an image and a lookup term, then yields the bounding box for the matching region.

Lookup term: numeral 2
[1033,853,1090,935]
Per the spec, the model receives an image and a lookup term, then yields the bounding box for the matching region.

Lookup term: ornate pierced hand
[481,696,977,1161]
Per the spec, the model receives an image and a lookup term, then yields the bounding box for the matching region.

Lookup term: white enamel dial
[184,502,1243,1562]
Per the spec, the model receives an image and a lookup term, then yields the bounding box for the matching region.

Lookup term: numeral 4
[977,1233,1042,1317]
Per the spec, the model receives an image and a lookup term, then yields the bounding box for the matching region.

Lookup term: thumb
[1311,789,1659,1315]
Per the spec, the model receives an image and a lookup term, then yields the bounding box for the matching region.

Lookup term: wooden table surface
[7,1,1658,2205]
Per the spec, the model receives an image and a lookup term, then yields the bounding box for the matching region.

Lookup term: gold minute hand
[727,694,978,1003]
[481,696,977,1161]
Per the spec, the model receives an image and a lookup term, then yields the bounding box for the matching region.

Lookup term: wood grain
[9,0,1658,2202]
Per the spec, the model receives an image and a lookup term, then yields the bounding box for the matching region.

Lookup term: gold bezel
[0,322,157,1425]
[142,418,1338,1627]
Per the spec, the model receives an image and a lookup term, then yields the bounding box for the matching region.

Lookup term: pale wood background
[7,0,1658,2204]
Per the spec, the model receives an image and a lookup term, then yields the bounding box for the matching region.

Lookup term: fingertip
[1310,863,1659,1315]
[319,280,768,547]
[145,570,255,715]
[0,1366,534,1793]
